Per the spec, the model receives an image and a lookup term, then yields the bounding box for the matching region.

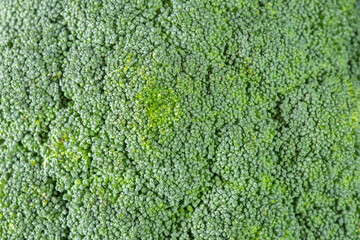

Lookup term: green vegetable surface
[1,0,360,239]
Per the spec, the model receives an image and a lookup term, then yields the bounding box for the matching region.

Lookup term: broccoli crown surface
[0,0,360,239]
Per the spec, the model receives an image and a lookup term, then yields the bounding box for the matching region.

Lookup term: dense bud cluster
[0,0,359,239]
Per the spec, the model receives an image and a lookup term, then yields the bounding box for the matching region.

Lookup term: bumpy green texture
[0,0,360,239]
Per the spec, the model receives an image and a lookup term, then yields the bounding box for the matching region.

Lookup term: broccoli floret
[1,0,360,239]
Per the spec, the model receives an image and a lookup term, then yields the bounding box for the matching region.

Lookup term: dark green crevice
[7,41,13,48]
[205,65,213,95]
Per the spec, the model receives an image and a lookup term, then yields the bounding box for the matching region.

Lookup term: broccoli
[0,0,360,239]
